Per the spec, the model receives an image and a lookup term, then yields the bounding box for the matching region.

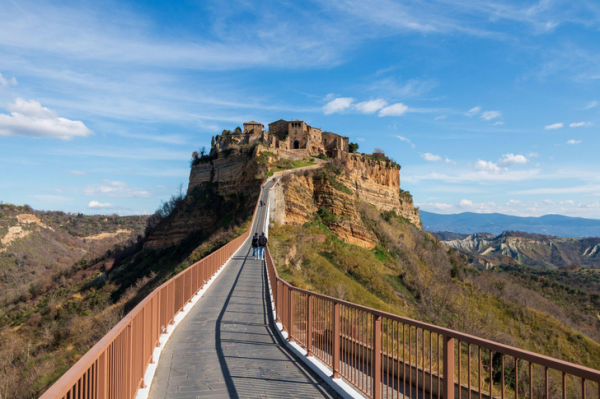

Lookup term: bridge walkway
[148,181,341,399]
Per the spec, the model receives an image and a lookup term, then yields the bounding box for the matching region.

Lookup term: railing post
[307,295,313,357]
[333,302,340,378]
[443,335,455,399]
[276,281,281,323]
[288,288,294,342]
[373,314,381,399]
[98,352,107,399]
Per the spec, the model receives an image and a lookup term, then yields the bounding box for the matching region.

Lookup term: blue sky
[1,0,599,218]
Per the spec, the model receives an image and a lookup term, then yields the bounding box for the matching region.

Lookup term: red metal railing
[265,246,600,399]
[40,195,262,399]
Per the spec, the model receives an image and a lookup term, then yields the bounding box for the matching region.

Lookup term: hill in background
[420,210,600,238]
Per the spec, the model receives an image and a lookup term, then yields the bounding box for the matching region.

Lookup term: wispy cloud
[481,110,501,121]
[367,77,438,99]
[323,97,355,115]
[354,99,387,114]
[498,153,528,167]
[465,106,481,117]
[82,180,151,198]
[569,121,591,128]
[392,135,415,148]
[420,152,442,162]
[545,122,563,130]
[379,103,409,117]
[0,72,17,87]
[583,100,598,110]
[567,139,582,145]
[88,201,114,209]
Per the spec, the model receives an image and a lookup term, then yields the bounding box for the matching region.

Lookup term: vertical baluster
[438,334,441,399]
[409,326,412,399]
[562,372,566,399]
[479,347,482,399]
[373,314,382,399]
[422,329,425,399]
[307,295,313,357]
[468,344,471,399]
[333,302,340,378]
[458,341,462,399]
[490,351,493,399]
[515,358,519,399]
[430,332,433,399]
[529,363,533,399]
[544,367,548,399]
[502,355,505,399]
[403,324,406,399]
[581,378,586,399]
[443,335,455,399]
[416,328,419,398]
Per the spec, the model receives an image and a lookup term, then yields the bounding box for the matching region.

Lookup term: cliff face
[273,154,421,249]
[145,148,261,249]
[338,154,421,226]
[281,173,375,248]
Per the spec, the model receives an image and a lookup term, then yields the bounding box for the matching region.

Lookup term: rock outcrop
[281,173,375,248]
[271,153,421,249]
[145,148,262,249]
[338,154,420,226]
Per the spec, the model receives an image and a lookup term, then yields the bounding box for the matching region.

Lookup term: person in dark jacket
[258,232,268,260]
[251,233,260,259]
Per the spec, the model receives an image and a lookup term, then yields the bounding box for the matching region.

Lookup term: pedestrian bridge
[41,178,600,399]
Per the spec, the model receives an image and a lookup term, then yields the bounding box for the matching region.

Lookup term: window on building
[295,130,297,134]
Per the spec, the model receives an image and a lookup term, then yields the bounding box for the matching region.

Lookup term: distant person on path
[251,233,260,259]
[258,232,268,260]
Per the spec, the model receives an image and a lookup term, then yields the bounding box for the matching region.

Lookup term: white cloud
[88,201,114,209]
[67,170,87,176]
[498,153,528,167]
[354,99,387,114]
[459,199,474,207]
[392,135,415,148]
[465,106,481,117]
[569,121,591,127]
[420,152,442,162]
[493,121,504,126]
[583,100,598,110]
[0,72,17,87]
[0,98,92,140]
[356,138,365,141]
[481,110,501,121]
[545,122,563,130]
[83,180,151,198]
[567,139,582,145]
[434,115,446,120]
[323,97,354,115]
[527,152,540,158]
[474,160,502,174]
[444,156,455,164]
[379,103,408,117]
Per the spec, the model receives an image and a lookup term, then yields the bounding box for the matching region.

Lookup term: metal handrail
[263,191,600,399]
[40,192,263,399]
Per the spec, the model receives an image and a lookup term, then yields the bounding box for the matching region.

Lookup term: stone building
[215,119,350,158]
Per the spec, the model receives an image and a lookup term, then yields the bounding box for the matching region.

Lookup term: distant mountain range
[420,211,600,238]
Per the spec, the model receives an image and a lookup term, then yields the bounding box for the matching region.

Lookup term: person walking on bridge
[251,233,260,259]
[258,232,268,260]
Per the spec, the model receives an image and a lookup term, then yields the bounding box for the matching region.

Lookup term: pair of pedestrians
[251,232,268,259]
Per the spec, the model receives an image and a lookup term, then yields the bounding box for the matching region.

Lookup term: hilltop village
[210,119,351,159]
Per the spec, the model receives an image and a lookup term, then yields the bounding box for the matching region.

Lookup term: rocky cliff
[145,147,262,249]
[271,154,421,249]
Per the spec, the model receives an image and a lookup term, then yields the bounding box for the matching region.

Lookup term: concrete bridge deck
[149,182,341,399]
